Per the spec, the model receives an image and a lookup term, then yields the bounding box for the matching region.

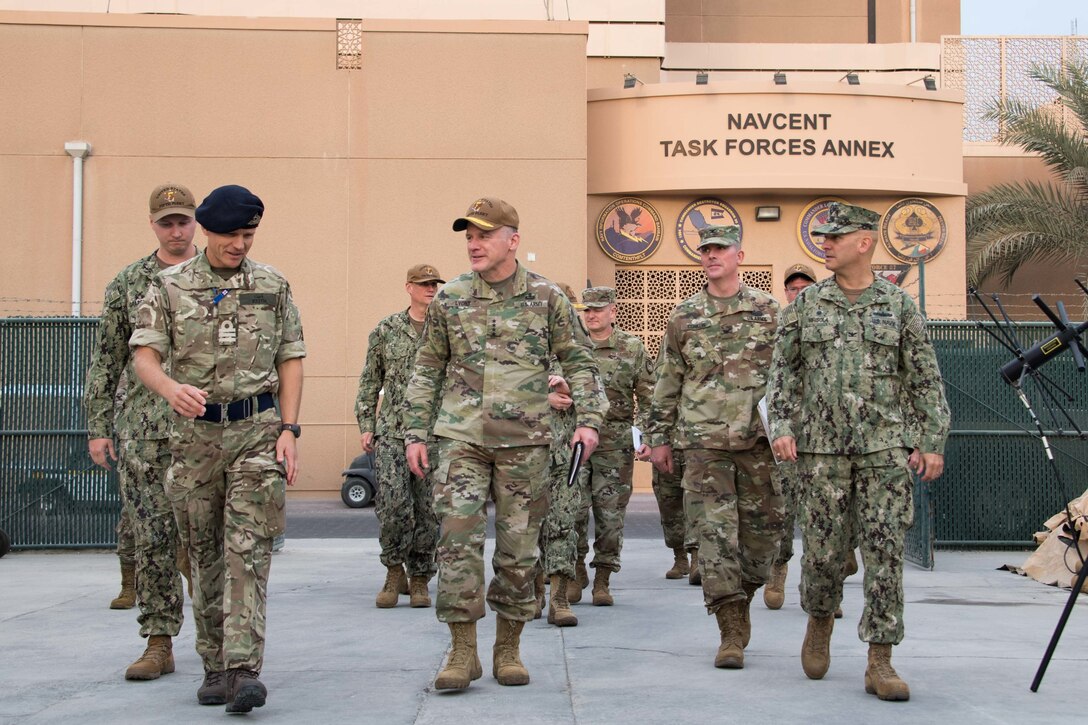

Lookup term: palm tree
[965,59,1088,289]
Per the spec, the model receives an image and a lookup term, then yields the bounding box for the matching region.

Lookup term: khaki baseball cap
[149,183,196,222]
[406,264,444,284]
[696,224,740,250]
[784,263,816,284]
[581,287,616,308]
[452,197,520,232]
[558,282,586,311]
[811,202,880,236]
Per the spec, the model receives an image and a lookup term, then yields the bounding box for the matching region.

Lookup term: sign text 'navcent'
[658,112,894,158]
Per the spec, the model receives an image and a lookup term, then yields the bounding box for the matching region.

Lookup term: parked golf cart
[340,451,378,508]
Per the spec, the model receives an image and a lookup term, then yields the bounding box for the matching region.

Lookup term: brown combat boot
[764,562,787,610]
[801,615,835,679]
[548,575,578,627]
[592,567,614,606]
[568,560,588,603]
[688,550,702,586]
[834,605,844,619]
[177,545,193,599]
[865,643,910,701]
[493,618,530,686]
[124,635,174,680]
[110,561,136,609]
[197,670,228,705]
[375,564,407,608]
[533,571,545,619]
[409,576,431,608]
[224,668,267,713]
[713,601,745,669]
[739,581,759,648]
[434,622,482,690]
[665,548,690,579]
[844,548,859,577]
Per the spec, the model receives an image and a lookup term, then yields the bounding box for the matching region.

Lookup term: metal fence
[2,318,1085,553]
[0,318,121,549]
[930,321,1088,548]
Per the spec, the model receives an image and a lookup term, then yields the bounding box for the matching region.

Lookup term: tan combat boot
[177,545,193,599]
[688,550,702,586]
[493,618,530,686]
[110,561,136,610]
[739,581,759,648]
[592,567,614,606]
[409,576,431,608]
[764,562,787,610]
[713,601,745,669]
[801,615,835,679]
[548,575,578,627]
[124,635,175,680]
[533,571,545,619]
[865,643,910,701]
[434,622,482,690]
[665,548,690,579]
[375,564,407,608]
[568,560,588,603]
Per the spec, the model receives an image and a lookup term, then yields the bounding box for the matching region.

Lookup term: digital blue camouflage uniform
[573,288,654,575]
[356,308,439,580]
[768,272,949,644]
[403,262,605,623]
[84,250,183,637]
[131,250,305,674]
[648,264,784,614]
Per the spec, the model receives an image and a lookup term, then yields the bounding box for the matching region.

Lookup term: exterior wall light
[774,72,786,85]
[755,206,781,222]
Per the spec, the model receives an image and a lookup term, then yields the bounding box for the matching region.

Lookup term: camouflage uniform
[574,326,653,573]
[355,310,438,579]
[647,346,696,556]
[84,251,183,637]
[116,510,136,566]
[403,263,605,623]
[131,251,305,672]
[540,359,589,579]
[648,284,784,613]
[768,275,949,644]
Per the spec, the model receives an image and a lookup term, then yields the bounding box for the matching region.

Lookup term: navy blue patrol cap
[196,185,264,234]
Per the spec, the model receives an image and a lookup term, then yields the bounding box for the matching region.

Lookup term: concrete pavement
[1,537,1086,724]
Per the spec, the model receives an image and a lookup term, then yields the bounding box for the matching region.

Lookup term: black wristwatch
[280,423,301,438]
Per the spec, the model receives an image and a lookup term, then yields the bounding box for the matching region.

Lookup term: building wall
[0,12,590,495]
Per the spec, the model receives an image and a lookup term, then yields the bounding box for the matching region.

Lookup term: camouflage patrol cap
[696,225,740,250]
[406,264,444,284]
[452,197,520,232]
[784,263,816,284]
[149,183,196,222]
[581,287,616,308]
[811,203,880,236]
[558,282,586,310]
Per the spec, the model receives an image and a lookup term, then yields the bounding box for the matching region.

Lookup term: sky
[961,0,1084,35]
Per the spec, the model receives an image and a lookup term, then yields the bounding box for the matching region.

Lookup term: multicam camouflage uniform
[574,324,653,574]
[403,263,605,623]
[131,251,305,673]
[84,251,183,637]
[768,275,949,644]
[356,310,438,579]
[646,346,695,559]
[648,284,784,613]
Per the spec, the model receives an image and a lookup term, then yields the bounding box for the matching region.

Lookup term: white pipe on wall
[64,141,91,316]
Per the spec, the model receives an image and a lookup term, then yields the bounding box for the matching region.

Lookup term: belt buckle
[241,397,253,420]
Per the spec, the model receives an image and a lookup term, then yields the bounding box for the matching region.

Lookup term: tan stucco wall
[0,12,590,495]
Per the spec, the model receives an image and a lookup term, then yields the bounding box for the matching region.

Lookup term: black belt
[195,393,276,423]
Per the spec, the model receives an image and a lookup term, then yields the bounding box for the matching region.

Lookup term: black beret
[196,185,264,234]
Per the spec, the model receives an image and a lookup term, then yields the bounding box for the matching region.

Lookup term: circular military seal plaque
[880,198,947,265]
[596,197,662,264]
[675,198,742,263]
[796,197,848,263]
